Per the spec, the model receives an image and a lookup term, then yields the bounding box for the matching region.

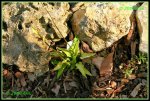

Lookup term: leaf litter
[3,2,148,99]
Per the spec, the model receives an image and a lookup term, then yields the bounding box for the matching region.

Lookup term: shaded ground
[2,38,148,98]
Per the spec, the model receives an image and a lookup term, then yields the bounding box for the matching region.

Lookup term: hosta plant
[49,36,95,79]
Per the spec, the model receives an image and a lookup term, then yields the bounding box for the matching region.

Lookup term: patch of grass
[136,52,147,64]
[120,51,148,78]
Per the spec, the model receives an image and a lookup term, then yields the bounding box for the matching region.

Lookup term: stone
[2,2,71,76]
[136,2,148,53]
[71,2,138,52]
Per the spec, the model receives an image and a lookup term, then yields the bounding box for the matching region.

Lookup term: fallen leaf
[81,41,93,53]
[130,83,142,97]
[110,81,117,89]
[92,56,104,70]
[51,83,60,96]
[121,78,129,84]
[3,69,12,79]
[15,72,22,78]
[100,52,114,76]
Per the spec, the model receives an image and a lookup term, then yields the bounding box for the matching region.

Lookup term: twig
[45,8,71,48]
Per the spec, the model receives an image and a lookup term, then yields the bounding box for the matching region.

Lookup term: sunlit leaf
[56,64,67,79]
[80,52,95,59]
[69,36,80,57]
[53,62,63,71]
[53,60,68,71]
[57,47,72,57]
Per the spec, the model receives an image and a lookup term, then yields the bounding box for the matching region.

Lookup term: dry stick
[45,8,71,48]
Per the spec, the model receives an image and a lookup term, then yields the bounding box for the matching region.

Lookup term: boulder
[136,2,148,53]
[2,2,71,76]
[71,2,138,52]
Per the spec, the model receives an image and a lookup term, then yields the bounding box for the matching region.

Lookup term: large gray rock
[2,2,71,76]
[136,2,148,53]
[71,2,138,52]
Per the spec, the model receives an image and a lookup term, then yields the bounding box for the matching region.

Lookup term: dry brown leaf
[130,83,142,97]
[100,52,114,76]
[92,56,104,70]
[110,81,117,89]
[15,72,22,78]
[81,41,93,53]
[3,69,12,79]
[121,78,129,84]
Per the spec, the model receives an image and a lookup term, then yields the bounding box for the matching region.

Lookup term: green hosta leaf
[80,52,95,59]
[70,57,76,70]
[57,47,72,57]
[53,62,63,71]
[57,63,67,79]
[53,60,69,71]
[69,36,80,57]
[76,62,92,78]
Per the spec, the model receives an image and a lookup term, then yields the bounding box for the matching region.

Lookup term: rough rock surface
[136,2,148,53]
[71,2,138,52]
[2,2,71,76]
